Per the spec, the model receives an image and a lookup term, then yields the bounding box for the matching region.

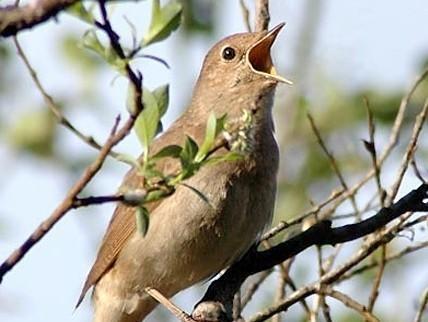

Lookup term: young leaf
[179,135,198,169]
[144,189,170,203]
[116,153,142,168]
[153,84,169,117]
[135,207,150,236]
[142,0,183,47]
[195,113,226,163]
[67,2,94,24]
[205,151,244,165]
[134,87,160,150]
[151,144,182,160]
[81,30,105,57]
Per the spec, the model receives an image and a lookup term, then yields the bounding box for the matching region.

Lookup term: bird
[77,23,291,322]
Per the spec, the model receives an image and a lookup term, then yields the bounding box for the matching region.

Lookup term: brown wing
[76,119,205,307]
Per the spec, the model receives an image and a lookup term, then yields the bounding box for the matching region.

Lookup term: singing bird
[77,23,291,322]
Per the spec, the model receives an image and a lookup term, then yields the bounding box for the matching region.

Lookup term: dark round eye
[222,47,236,60]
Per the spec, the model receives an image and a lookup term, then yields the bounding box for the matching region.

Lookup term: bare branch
[339,239,428,282]
[0,115,127,282]
[413,288,428,322]
[0,0,78,37]
[363,97,386,206]
[239,0,251,32]
[254,0,269,32]
[145,288,195,322]
[307,113,360,217]
[241,270,272,308]
[247,213,412,322]
[387,98,428,205]
[261,188,344,241]
[192,184,428,321]
[322,286,379,322]
[12,35,125,162]
[367,244,386,312]
[0,2,144,283]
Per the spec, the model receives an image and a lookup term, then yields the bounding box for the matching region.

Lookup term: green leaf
[135,207,150,236]
[153,84,169,117]
[180,135,198,169]
[134,87,160,150]
[195,113,226,163]
[205,151,243,165]
[81,30,126,72]
[142,0,183,47]
[141,162,164,178]
[81,29,105,57]
[7,108,56,157]
[116,153,141,168]
[151,144,182,160]
[67,2,95,24]
[144,189,170,203]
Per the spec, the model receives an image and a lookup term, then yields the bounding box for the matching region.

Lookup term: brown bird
[77,23,291,322]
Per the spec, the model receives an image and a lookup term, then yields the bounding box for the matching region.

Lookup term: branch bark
[0,0,78,37]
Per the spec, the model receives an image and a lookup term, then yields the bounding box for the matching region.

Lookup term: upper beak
[246,23,293,85]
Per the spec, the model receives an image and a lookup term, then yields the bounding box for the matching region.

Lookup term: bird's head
[191,23,291,116]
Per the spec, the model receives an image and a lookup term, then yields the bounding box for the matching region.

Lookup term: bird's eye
[222,47,236,60]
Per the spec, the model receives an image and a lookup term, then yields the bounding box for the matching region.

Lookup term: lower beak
[246,23,293,85]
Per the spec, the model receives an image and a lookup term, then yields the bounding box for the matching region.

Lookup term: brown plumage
[77,23,291,322]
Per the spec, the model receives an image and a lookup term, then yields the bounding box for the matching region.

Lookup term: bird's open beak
[246,23,293,85]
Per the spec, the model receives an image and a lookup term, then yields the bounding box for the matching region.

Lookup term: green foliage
[142,0,183,47]
[6,108,56,157]
[135,206,150,236]
[67,2,96,24]
[133,84,170,158]
[60,33,103,72]
[181,0,215,34]
[195,112,226,162]
[151,144,182,160]
[81,30,126,72]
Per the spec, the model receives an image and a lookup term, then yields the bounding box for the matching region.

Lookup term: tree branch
[192,184,428,321]
[254,0,269,32]
[0,1,144,283]
[0,0,78,37]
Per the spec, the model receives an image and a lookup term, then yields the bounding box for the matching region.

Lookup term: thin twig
[367,244,386,312]
[411,156,427,184]
[12,36,125,162]
[261,188,344,241]
[413,288,428,322]
[254,0,270,32]
[0,1,144,283]
[247,214,412,322]
[314,68,428,222]
[307,113,360,217]
[239,0,251,32]
[71,194,124,208]
[322,286,379,322]
[0,0,78,37]
[363,97,386,206]
[241,270,273,308]
[0,115,128,282]
[387,98,428,206]
[145,288,195,322]
[339,240,428,283]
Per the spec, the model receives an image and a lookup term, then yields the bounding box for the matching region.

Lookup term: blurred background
[0,0,427,321]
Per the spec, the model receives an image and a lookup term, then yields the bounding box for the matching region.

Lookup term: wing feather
[76,119,205,306]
